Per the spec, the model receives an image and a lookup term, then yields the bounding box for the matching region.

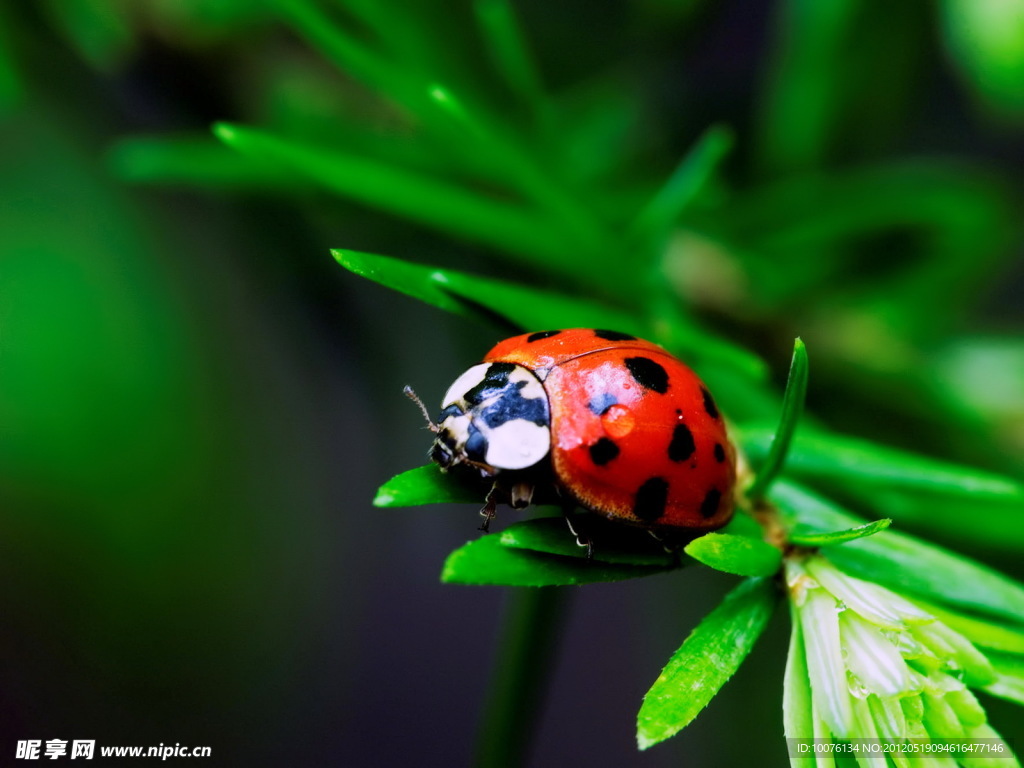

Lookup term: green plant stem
[474,587,567,768]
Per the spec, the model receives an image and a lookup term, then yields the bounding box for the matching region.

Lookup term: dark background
[1,1,1021,766]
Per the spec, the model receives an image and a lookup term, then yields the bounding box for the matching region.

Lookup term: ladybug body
[427,329,735,533]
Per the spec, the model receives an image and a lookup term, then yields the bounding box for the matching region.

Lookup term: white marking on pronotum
[442,363,491,408]
[484,419,550,470]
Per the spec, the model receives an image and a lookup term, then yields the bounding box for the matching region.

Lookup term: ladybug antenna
[404,385,439,433]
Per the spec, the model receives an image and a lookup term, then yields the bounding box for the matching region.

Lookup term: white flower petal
[839,612,916,697]
[799,587,855,738]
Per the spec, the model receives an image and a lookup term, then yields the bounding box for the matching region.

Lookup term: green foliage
[746,338,808,501]
[441,533,675,586]
[636,577,778,749]
[683,533,782,577]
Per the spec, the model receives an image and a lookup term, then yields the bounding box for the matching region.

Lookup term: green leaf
[636,577,778,749]
[0,1,21,112]
[684,533,782,577]
[108,135,301,189]
[983,653,1024,706]
[787,518,891,547]
[473,0,549,129]
[374,464,481,507]
[215,124,577,267]
[630,125,733,241]
[334,247,636,332]
[909,599,1024,655]
[277,0,426,116]
[718,512,765,539]
[772,481,1024,625]
[441,535,672,586]
[40,0,134,72]
[942,0,1024,120]
[334,248,766,385]
[747,338,809,500]
[742,426,1024,502]
[499,517,681,567]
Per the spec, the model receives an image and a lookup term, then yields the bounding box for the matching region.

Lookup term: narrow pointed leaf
[787,518,891,547]
[909,599,1024,655]
[771,481,1024,625]
[684,532,782,577]
[334,248,638,334]
[637,577,777,749]
[742,426,1024,502]
[442,535,672,586]
[499,517,682,567]
[374,464,483,507]
[747,338,808,500]
[109,135,301,189]
[216,124,574,264]
[983,654,1024,706]
[631,125,733,240]
[473,0,548,123]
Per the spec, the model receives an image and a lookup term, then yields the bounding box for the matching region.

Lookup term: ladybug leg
[561,505,594,561]
[479,482,501,532]
[647,529,684,567]
[509,482,534,510]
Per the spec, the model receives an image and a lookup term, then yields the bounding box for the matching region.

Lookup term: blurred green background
[1,1,1021,766]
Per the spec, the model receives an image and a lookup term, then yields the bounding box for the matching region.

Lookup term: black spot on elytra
[594,329,637,341]
[699,488,722,519]
[701,387,720,419]
[588,438,620,466]
[527,330,561,343]
[625,357,669,394]
[634,477,669,521]
[587,392,618,415]
[668,423,696,462]
[714,443,726,462]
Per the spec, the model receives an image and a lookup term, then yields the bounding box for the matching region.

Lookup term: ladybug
[407,329,736,549]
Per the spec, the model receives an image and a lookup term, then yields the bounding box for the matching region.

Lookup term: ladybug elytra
[408,329,736,547]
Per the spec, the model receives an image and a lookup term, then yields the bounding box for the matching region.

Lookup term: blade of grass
[637,576,778,749]
[442,535,673,586]
[630,125,733,242]
[771,480,1024,625]
[215,124,576,264]
[746,338,808,500]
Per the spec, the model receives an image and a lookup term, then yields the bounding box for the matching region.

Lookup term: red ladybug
[408,329,736,544]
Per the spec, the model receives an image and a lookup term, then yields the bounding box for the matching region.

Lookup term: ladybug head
[407,363,552,477]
